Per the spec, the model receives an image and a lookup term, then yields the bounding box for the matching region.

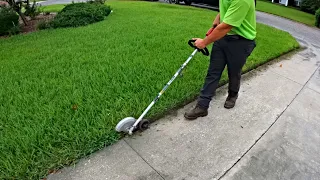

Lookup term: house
[271,0,302,7]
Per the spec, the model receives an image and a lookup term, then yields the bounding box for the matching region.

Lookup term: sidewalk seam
[305,66,320,95]
[269,70,304,86]
[306,86,320,95]
[217,64,319,180]
[123,139,166,180]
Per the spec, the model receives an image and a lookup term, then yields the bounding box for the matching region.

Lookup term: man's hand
[191,22,232,49]
[192,38,207,49]
[191,13,224,50]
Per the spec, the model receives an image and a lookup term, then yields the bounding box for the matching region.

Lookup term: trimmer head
[115,117,136,133]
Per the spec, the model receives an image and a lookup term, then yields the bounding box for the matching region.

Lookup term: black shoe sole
[224,103,235,109]
[184,112,208,120]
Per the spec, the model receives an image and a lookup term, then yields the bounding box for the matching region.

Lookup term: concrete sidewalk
[47,9,320,180]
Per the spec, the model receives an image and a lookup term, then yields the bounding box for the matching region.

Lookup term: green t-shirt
[219,0,256,40]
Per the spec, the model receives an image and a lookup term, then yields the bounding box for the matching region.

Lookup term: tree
[6,0,28,25]
[5,0,40,25]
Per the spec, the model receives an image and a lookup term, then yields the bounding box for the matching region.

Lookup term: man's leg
[224,37,256,109]
[184,40,227,120]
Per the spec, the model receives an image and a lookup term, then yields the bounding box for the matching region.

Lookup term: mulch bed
[0,13,56,39]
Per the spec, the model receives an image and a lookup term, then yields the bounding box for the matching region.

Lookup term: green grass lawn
[0,1,299,179]
[256,0,316,26]
[40,4,67,12]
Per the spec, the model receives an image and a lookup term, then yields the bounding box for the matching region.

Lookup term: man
[184,0,257,120]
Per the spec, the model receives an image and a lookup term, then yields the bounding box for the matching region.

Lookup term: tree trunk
[18,10,28,25]
[17,2,28,26]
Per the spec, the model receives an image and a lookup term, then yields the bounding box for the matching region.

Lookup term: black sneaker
[184,105,208,120]
[224,93,238,109]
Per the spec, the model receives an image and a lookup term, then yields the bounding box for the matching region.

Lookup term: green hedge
[0,6,20,35]
[52,3,111,28]
[40,3,111,29]
[316,8,320,27]
[300,0,320,14]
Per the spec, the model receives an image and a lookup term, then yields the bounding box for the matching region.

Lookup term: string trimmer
[115,26,215,135]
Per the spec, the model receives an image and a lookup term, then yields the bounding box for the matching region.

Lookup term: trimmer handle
[206,24,217,36]
[188,24,217,56]
[188,40,209,56]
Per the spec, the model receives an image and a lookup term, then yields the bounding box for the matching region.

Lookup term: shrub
[49,3,111,28]
[316,8,320,27]
[37,20,52,30]
[0,6,20,35]
[300,0,320,14]
[8,22,20,35]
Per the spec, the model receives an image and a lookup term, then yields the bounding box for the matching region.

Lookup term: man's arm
[203,22,233,45]
[213,13,220,26]
[193,0,250,49]
[193,23,233,49]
